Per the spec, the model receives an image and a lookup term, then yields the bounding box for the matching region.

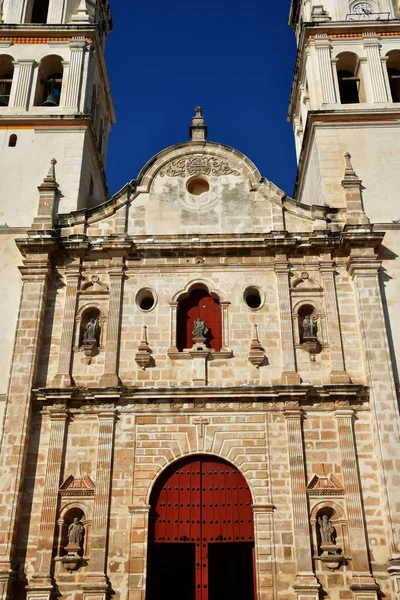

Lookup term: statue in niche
[302,314,317,340]
[67,518,84,548]
[318,514,336,545]
[192,318,209,339]
[83,317,100,344]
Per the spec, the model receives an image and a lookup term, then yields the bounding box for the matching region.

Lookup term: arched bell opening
[0,55,14,107]
[336,52,364,104]
[177,286,222,352]
[146,455,256,600]
[26,0,50,23]
[35,55,64,107]
[386,50,400,102]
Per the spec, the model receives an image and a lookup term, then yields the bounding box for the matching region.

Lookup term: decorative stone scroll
[160,155,240,178]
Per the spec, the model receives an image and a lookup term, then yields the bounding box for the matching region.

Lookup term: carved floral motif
[160,155,240,178]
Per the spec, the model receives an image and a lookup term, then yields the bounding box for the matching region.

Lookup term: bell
[42,93,59,107]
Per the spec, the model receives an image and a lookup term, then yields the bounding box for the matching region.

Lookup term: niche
[8,134,17,147]
[298,304,321,356]
[79,307,101,347]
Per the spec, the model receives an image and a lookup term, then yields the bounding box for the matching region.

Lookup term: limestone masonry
[0,0,399,599]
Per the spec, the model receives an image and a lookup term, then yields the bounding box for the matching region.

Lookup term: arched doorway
[146,455,256,600]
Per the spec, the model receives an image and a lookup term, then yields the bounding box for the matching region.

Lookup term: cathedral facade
[0,1,399,600]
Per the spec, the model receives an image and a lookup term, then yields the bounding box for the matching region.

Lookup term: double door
[146,456,256,600]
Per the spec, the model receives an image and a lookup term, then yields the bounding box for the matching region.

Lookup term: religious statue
[192,318,209,339]
[302,315,317,340]
[67,518,84,548]
[318,514,336,545]
[83,317,99,344]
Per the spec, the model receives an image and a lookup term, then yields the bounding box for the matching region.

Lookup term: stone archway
[146,454,256,600]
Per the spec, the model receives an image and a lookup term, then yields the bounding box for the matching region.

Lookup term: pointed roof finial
[71,0,90,22]
[44,158,57,183]
[343,152,358,179]
[189,106,208,141]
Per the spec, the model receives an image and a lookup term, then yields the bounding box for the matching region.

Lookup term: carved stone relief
[159,155,240,178]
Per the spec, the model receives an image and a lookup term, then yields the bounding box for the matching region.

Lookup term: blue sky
[105,1,298,197]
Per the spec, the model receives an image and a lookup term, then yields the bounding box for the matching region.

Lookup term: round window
[186,177,210,196]
[244,286,263,310]
[136,288,157,311]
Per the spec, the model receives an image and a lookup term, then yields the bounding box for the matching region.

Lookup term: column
[13,60,35,110]
[284,410,320,600]
[363,36,388,103]
[335,409,379,598]
[315,38,337,104]
[348,256,400,595]
[83,407,116,600]
[274,257,300,385]
[100,261,124,388]
[0,257,50,600]
[64,40,87,110]
[46,0,66,24]
[52,264,81,388]
[320,259,350,383]
[26,405,69,600]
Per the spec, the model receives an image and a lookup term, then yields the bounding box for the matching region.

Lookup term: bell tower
[288,0,399,220]
[0,0,115,226]
[288,3,400,595]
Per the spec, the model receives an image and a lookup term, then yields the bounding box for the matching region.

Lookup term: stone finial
[71,0,90,22]
[32,158,59,230]
[343,152,358,179]
[135,325,152,370]
[248,324,265,369]
[189,106,208,141]
[341,152,370,226]
[42,158,59,188]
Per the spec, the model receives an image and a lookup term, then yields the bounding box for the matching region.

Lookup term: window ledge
[168,348,233,360]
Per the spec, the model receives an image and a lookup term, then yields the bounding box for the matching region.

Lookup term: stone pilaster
[220,301,230,351]
[127,505,150,600]
[52,264,81,388]
[83,407,116,599]
[363,36,388,103]
[284,410,320,600]
[320,259,350,383]
[26,405,69,600]
[335,408,379,598]
[7,0,25,23]
[315,38,337,104]
[252,505,276,600]
[275,258,300,385]
[348,254,400,596]
[64,40,87,110]
[100,261,124,388]
[13,60,35,110]
[168,301,178,353]
[47,0,67,24]
[0,256,51,600]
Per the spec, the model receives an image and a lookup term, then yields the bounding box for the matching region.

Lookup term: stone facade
[0,2,399,600]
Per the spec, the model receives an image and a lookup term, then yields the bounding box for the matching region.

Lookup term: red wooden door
[177,289,222,352]
[148,456,255,600]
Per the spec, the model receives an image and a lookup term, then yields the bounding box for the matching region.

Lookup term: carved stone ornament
[248,324,265,368]
[59,472,95,497]
[135,325,152,370]
[307,473,344,496]
[160,155,240,178]
[317,515,343,570]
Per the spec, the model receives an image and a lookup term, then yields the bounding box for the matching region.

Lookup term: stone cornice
[33,383,368,406]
